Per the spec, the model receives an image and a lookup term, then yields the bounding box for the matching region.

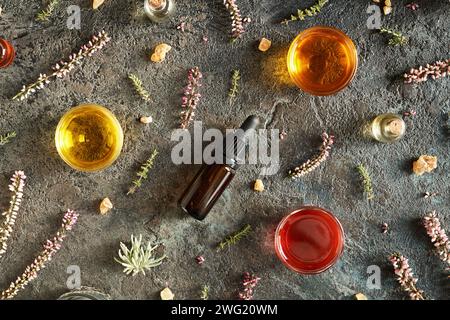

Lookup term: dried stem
[423,212,450,266]
[0,209,79,300]
[289,132,334,179]
[180,67,203,129]
[36,0,60,22]
[128,74,151,102]
[13,31,111,101]
[0,171,26,259]
[228,69,240,101]
[404,58,450,85]
[389,253,425,300]
[380,28,408,46]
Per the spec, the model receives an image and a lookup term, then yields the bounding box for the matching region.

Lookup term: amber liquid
[287,27,357,96]
[275,206,344,274]
[55,104,123,172]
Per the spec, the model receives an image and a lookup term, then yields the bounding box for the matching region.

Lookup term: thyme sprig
[217,224,251,251]
[127,149,159,195]
[282,0,329,25]
[36,0,59,22]
[380,28,408,46]
[200,285,209,300]
[0,131,16,146]
[356,164,374,200]
[128,74,151,102]
[228,69,241,101]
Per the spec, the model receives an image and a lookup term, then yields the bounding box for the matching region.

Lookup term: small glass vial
[0,38,16,68]
[144,0,176,23]
[55,104,124,172]
[368,113,406,143]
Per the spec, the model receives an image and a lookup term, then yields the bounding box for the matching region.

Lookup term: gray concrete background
[0,0,449,300]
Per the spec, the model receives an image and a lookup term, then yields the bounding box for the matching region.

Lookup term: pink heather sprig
[223,0,245,41]
[0,171,26,259]
[12,31,111,101]
[423,212,450,266]
[389,253,425,300]
[238,272,260,300]
[180,67,203,129]
[0,209,79,300]
[404,58,450,85]
[289,132,334,179]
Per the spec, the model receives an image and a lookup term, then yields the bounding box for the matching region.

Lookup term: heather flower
[423,212,450,266]
[238,272,260,300]
[404,58,450,85]
[289,132,334,179]
[0,171,26,259]
[406,3,419,11]
[0,209,79,299]
[180,67,203,129]
[223,0,245,41]
[389,253,425,300]
[13,31,111,101]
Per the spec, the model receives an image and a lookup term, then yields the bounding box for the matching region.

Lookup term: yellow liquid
[55,104,123,172]
[287,26,358,96]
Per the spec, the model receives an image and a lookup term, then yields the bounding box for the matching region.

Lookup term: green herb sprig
[356,164,374,200]
[0,131,16,146]
[200,285,209,300]
[282,0,329,25]
[217,224,251,251]
[127,149,159,195]
[380,28,408,46]
[128,74,151,102]
[228,69,241,101]
[36,0,60,22]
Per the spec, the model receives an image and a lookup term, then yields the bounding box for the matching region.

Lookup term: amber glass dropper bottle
[179,115,260,221]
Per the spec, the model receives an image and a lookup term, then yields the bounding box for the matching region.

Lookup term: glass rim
[287,26,358,96]
[55,103,124,172]
[274,205,345,275]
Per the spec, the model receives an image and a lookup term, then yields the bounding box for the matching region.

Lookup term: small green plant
[380,28,408,46]
[127,149,159,195]
[356,164,374,200]
[115,234,166,276]
[282,0,329,25]
[128,74,151,102]
[228,69,241,101]
[36,0,60,22]
[200,285,209,300]
[0,131,16,146]
[217,224,251,251]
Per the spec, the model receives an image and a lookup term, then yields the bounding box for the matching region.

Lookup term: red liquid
[275,206,344,274]
[0,39,15,68]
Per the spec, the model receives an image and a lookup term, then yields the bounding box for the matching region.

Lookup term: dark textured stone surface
[0,0,449,300]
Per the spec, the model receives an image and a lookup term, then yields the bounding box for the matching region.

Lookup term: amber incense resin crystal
[0,38,16,68]
[275,206,345,274]
[287,26,358,96]
[55,104,123,172]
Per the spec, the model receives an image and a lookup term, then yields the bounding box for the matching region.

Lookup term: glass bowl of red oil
[275,206,345,274]
[0,38,16,68]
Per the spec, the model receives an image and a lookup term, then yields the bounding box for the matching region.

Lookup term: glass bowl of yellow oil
[55,104,124,172]
[287,26,358,96]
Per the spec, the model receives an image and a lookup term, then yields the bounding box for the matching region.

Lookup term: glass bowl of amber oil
[55,104,124,172]
[287,26,358,96]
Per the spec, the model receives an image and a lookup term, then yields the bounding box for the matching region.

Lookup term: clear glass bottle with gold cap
[55,104,124,172]
[144,0,176,23]
[367,113,406,143]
